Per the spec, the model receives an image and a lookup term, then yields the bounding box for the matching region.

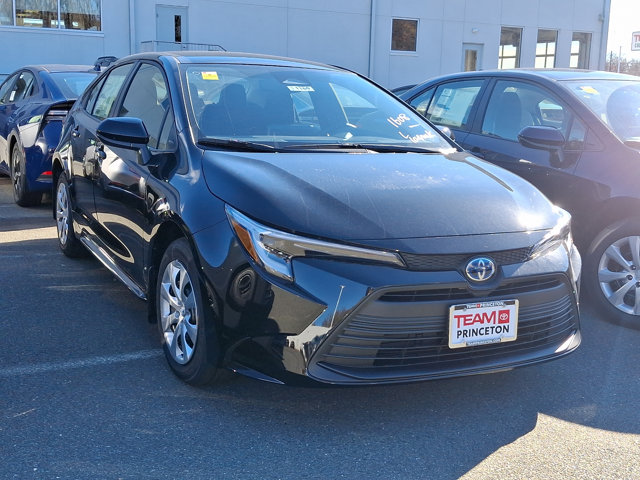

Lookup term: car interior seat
[489,91,523,141]
[200,83,257,137]
[119,70,167,147]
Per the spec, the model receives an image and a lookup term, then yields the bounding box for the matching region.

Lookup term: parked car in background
[0,65,97,205]
[400,70,640,325]
[390,84,415,96]
[53,52,580,386]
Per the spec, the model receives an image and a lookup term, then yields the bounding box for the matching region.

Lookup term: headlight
[529,207,573,260]
[226,205,405,281]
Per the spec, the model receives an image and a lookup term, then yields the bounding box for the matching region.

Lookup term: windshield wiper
[197,138,277,152]
[283,143,446,154]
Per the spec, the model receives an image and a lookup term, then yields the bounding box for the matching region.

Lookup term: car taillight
[45,109,69,121]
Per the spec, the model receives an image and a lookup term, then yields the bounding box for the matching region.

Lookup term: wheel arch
[580,196,640,251]
[147,219,221,324]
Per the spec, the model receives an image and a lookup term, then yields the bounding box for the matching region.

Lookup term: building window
[0,0,101,30]
[499,27,522,69]
[571,32,591,69]
[0,0,12,25]
[536,29,558,68]
[16,0,57,28]
[391,19,418,52]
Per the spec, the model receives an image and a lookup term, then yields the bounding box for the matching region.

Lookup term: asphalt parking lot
[0,175,639,480]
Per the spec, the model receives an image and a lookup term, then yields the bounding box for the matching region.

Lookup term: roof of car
[25,64,96,73]
[400,68,640,99]
[111,51,337,70]
[418,68,638,84]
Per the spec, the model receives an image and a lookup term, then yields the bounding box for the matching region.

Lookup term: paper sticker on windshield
[201,71,219,80]
[287,85,315,92]
[579,86,599,95]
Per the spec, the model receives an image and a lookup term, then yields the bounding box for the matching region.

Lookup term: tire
[11,145,42,207]
[55,173,86,257]
[157,238,223,385]
[585,219,640,328]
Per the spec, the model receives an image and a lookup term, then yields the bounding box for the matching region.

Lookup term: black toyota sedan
[52,52,580,386]
[400,70,640,326]
[0,65,97,205]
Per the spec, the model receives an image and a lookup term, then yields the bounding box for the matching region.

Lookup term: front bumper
[194,225,581,386]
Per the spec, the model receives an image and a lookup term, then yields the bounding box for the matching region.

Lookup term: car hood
[201,150,558,242]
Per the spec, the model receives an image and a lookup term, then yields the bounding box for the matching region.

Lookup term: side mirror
[437,125,455,141]
[518,126,565,150]
[97,117,152,165]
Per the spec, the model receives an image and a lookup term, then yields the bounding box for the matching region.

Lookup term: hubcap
[56,182,69,246]
[597,235,640,316]
[159,260,198,364]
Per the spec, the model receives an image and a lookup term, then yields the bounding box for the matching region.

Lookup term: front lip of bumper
[194,223,581,386]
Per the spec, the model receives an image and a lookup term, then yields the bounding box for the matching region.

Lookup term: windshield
[563,79,640,143]
[49,71,98,99]
[182,64,453,151]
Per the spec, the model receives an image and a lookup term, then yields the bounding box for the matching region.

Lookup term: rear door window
[0,74,17,104]
[91,64,134,120]
[423,80,484,129]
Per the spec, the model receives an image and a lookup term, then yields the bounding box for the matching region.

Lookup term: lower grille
[310,275,579,382]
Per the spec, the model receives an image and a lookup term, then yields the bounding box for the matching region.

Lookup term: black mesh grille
[400,247,531,271]
[310,275,578,382]
[378,278,563,303]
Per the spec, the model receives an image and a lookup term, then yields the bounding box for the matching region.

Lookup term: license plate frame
[448,299,519,349]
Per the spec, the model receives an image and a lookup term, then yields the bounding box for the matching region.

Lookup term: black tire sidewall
[11,145,40,206]
[585,219,640,328]
[156,238,220,384]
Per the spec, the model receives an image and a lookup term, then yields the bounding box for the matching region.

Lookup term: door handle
[71,126,80,138]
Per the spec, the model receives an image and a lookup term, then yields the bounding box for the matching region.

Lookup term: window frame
[499,26,522,69]
[570,32,592,69]
[535,29,558,69]
[391,18,418,53]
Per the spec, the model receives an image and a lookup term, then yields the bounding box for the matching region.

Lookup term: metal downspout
[129,0,136,54]
[368,0,377,78]
[599,0,611,70]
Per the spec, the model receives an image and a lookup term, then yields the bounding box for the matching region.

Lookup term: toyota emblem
[465,257,496,282]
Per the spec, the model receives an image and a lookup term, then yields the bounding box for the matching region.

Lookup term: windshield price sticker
[448,300,518,349]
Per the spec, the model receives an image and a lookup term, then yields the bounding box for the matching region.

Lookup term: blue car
[0,65,97,206]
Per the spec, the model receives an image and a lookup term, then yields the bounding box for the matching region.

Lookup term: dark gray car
[53,52,581,385]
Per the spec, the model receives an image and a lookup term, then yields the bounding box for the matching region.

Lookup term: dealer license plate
[448,300,518,349]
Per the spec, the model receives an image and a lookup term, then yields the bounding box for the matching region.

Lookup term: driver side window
[119,63,174,149]
[482,80,569,142]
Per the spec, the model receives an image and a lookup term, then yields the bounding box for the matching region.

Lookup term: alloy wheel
[56,181,70,246]
[159,260,199,364]
[597,235,640,316]
[11,148,23,198]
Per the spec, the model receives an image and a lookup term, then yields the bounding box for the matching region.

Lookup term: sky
[607,0,640,60]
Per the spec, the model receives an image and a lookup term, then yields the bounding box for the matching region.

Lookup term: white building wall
[0,0,609,90]
[0,0,130,72]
